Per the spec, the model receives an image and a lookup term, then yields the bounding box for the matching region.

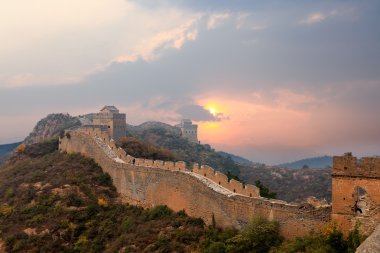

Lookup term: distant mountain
[277,156,332,169]
[218,151,254,166]
[0,142,21,156]
[0,142,22,164]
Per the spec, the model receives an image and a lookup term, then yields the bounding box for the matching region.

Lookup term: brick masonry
[59,127,330,239]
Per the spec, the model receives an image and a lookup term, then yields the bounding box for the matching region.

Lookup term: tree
[255,180,277,199]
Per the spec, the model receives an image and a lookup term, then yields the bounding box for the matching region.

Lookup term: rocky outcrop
[24,113,80,144]
[356,224,380,253]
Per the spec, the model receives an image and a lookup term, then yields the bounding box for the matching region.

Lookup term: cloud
[114,19,200,63]
[0,0,202,88]
[177,104,228,122]
[300,10,337,25]
[207,12,230,29]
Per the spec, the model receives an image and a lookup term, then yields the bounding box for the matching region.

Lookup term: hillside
[125,121,240,176]
[218,151,254,166]
[239,164,332,202]
[0,139,218,252]
[277,156,332,169]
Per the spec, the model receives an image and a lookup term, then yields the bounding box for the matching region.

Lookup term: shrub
[94,173,113,187]
[0,204,13,217]
[226,216,283,253]
[4,187,15,199]
[67,194,84,207]
[147,205,173,220]
[205,241,226,253]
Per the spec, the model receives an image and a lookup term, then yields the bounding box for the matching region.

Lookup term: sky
[1,0,379,164]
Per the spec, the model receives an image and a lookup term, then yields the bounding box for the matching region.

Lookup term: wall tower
[176,119,198,143]
[92,106,126,141]
[332,152,380,235]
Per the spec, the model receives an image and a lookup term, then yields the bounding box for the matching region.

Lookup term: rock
[306,196,330,208]
[356,224,380,253]
[23,228,37,236]
[24,113,80,144]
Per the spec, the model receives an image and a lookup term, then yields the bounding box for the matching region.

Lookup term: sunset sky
[1,0,379,164]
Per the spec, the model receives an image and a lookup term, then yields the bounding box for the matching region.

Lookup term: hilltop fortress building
[91,106,126,141]
[176,119,198,143]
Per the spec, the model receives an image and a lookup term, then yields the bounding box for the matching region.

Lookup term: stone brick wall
[59,127,330,239]
[332,153,380,235]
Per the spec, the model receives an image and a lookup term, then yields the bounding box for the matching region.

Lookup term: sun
[209,107,216,115]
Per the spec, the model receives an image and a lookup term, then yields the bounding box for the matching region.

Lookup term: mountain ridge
[277,155,332,169]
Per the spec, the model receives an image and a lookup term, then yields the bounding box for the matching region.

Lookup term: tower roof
[100,105,119,113]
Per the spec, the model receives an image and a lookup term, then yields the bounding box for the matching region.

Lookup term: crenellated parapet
[333,152,380,178]
[193,164,260,197]
[63,127,260,198]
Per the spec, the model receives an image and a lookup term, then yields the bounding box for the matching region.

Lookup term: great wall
[59,126,331,239]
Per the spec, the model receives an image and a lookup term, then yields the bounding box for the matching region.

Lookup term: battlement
[333,153,380,178]
[193,164,260,197]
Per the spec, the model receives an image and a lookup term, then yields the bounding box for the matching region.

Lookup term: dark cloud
[177,104,228,122]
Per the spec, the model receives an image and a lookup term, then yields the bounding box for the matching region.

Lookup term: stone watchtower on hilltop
[176,119,198,143]
[92,106,126,141]
[332,152,380,235]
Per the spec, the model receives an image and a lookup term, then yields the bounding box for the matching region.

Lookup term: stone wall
[59,127,330,239]
[332,153,380,235]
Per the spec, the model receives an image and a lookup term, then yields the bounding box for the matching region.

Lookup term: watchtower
[332,152,380,235]
[176,119,198,143]
[92,106,126,141]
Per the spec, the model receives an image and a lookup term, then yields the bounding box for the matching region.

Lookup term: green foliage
[4,187,15,199]
[225,216,283,253]
[271,223,366,253]
[118,137,175,161]
[226,171,242,182]
[255,180,277,199]
[201,217,282,253]
[147,205,173,220]
[67,194,84,207]
[93,172,113,187]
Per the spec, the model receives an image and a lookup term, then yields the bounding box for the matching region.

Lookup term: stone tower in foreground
[92,106,126,141]
[176,119,198,143]
[332,152,380,235]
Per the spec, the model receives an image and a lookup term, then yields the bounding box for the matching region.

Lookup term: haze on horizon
[0,0,379,164]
